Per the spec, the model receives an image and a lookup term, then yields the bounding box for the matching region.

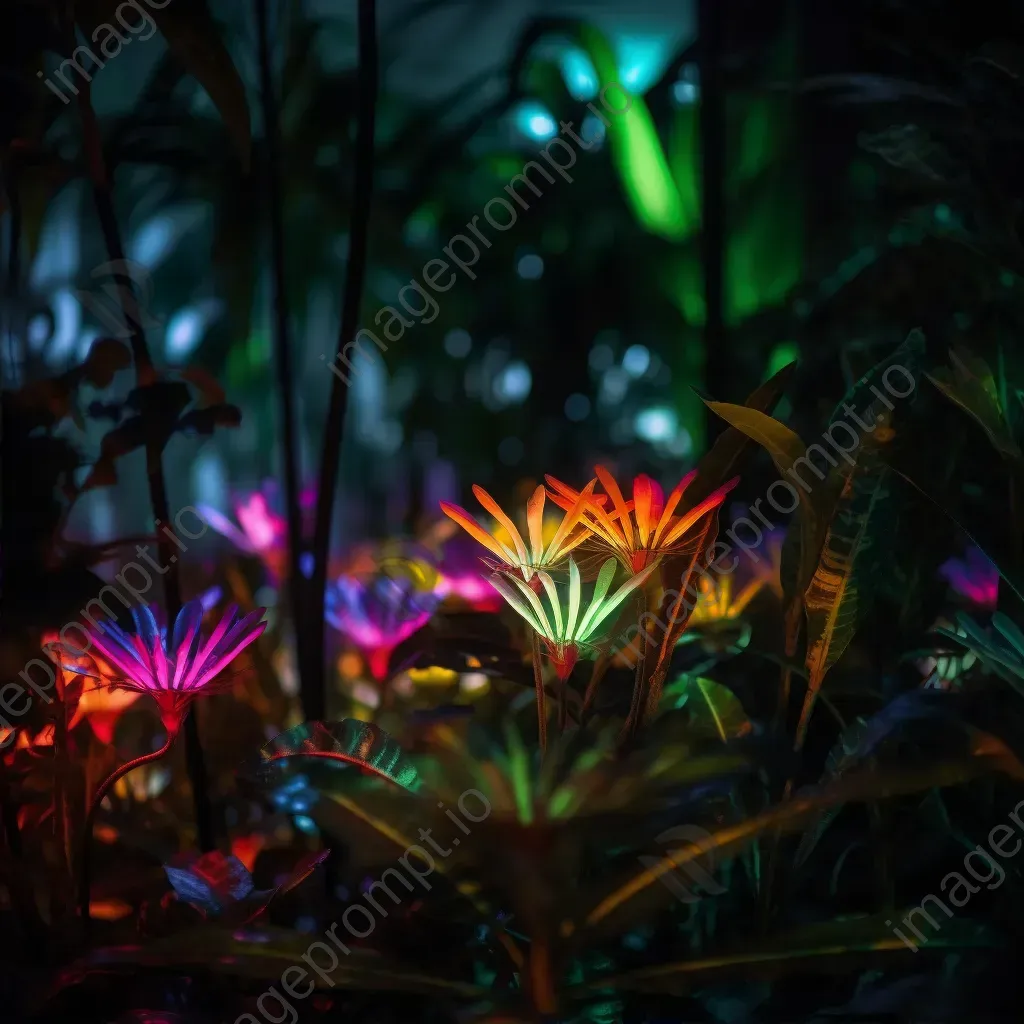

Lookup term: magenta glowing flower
[84,600,267,732]
[325,574,441,681]
[435,536,502,611]
[939,546,999,611]
[198,490,288,583]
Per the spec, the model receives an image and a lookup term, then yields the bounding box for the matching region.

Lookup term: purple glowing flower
[198,490,288,583]
[435,535,501,611]
[85,600,267,732]
[939,546,999,611]
[325,574,442,680]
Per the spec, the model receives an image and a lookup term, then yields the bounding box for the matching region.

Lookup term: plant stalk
[307,0,379,721]
[79,732,176,928]
[73,68,214,852]
[531,631,548,752]
[255,0,306,687]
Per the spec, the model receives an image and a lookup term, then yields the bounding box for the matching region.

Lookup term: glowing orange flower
[440,481,599,582]
[546,466,739,574]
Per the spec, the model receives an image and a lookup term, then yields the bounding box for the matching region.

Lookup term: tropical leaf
[702,401,834,606]
[580,913,995,994]
[797,401,895,750]
[687,360,797,507]
[660,675,752,743]
[938,611,1024,696]
[928,347,1023,465]
[248,719,422,791]
[42,926,485,1000]
[574,755,1013,937]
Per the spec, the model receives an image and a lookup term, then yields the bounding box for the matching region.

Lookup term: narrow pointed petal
[489,574,545,636]
[576,558,621,638]
[471,486,529,565]
[545,479,598,562]
[194,504,257,553]
[565,558,582,641]
[526,486,546,564]
[538,572,564,643]
[506,571,554,639]
[594,465,634,549]
[633,475,654,548]
[660,477,740,547]
[544,474,582,511]
[171,601,204,658]
[651,469,697,547]
[440,501,519,565]
[578,561,660,643]
[192,607,265,687]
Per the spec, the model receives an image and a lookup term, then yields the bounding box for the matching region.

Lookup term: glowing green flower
[490,557,657,679]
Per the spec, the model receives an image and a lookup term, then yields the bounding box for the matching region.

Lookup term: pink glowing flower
[325,574,441,681]
[435,536,502,611]
[83,600,267,733]
[198,490,288,583]
[939,546,999,611]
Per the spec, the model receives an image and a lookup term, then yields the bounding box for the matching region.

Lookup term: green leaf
[661,675,752,743]
[43,926,485,998]
[249,719,421,792]
[798,405,894,750]
[687,360,796,507]
[581,913,995,994]
[575,756,1011,936]
[928,347,1023,465]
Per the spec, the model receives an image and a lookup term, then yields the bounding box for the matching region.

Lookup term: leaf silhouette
[928,346,1023,465]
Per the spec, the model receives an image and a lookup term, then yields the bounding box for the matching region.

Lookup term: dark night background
[4,0,1024,1021]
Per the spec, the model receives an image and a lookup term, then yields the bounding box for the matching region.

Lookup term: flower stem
[307,0,379,722]
[79,731,176,929]
[531,631,547,752]
[71,58,213,852]
[580,653,610,723]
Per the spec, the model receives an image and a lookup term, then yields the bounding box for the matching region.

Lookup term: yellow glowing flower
[440,481,599,581]
[687,573,765,626]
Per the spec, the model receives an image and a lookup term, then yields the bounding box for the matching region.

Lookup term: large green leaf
[928,347,1023,465]
[660,675,752,743]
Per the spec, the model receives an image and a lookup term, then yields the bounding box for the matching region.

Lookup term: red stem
[79,730,176,928]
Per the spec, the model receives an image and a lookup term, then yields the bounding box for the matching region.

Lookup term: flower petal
[471,486,529,566]
[440,501,518,565]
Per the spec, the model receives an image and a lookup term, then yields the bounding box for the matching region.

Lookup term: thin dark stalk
[79,733,175,928]
[580,653,610,722]
[307,0,379,721]
[1,157,21,379]
[699,0,727,433]
[622,595,648,738]
[254,0,306,680]
[74,71,214,851]
[531,631,548,752]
